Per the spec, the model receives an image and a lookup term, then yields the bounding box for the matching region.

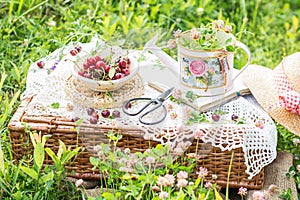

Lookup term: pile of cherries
[87,108,120,124]
[76,54,131,81]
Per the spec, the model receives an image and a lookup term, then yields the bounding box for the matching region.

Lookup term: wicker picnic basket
[8,98,264,189]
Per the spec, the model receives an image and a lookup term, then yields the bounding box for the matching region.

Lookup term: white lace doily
[22,37,277,179]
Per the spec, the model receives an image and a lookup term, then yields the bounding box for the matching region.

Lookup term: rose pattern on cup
[189,60,208,77]
[182,56,226,90]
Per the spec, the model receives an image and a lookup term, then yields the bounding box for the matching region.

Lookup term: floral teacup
[178,40,250,96]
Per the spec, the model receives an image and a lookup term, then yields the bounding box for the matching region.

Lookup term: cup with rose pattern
[175,21,251,96]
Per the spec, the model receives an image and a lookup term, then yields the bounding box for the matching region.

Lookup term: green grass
[0,0,300,199]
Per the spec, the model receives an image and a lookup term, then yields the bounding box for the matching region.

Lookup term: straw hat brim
[242,64,300,136]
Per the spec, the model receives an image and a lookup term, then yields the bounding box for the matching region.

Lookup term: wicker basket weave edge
[8,98,264,189]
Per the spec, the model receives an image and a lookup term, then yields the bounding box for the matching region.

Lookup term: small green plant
[279,188,293,200]
[0,130,82,199]
[0,148,27,199]
[89,130,224,200]
[174,19,238,51]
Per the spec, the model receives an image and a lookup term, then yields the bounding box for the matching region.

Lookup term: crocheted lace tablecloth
[21,37,277,179]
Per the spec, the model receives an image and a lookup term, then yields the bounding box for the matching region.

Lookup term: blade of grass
[226,151,234,200]
[16,1,48,22]
[10,61,21,85]
[0,177,11,195]
[17,0,24,15]
[0,146,4,173]
[12,165,21,191]
[251,0,261,30]
[0,94,10,126]
[8,0,14,23]
[8,90,20,113]
[0,73,7,90]
[240,0,247,18]
[0,90,20,127]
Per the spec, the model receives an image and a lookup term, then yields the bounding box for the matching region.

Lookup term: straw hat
[242,52,300,136]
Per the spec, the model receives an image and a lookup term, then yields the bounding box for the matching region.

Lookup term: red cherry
[89,65,96,72]
[101,109,110,118]
[96,61,106,69]
[92,112,99,120]
[90,117,98,124]
[78,70,85,76]
[126,58,131,64]
[70,49,78,56]
[212,113,220,122]
[231,114,239,121]
[119,60,127,68]
[122,68,130,75]
[112,110,120,118]
[87,108,95,115]
[114,73,124,80]
[83,63,89,70]
[125,102,132,109]
[94,55,102,62]
[37,61,44,68]
[84,73,92,79]
[87,57,96,65]
[75,46,82,53]
[104,65,111,73]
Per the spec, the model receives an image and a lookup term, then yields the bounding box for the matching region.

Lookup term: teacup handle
[232,41,251,82]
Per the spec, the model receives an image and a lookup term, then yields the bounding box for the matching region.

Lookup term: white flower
[197,7,204,13]
[23,39,29,46]
[167,39,177,49]
[296,165,300,173]
[176,179,188,188]
[238,187,247,196]
[145,149,151,154]
[190,28,201,40]
[164,174,175,187]
[145,156,156,164]
[197,167,208,178]
[292,138,300,146]
[212,174,218,180]
[75,179,84,187]
[87,9,92,16]
[159,191,169,199]
[48,20,56,27]
[224,25,233,33]
[177,171,188,179]
[173,147,184,155]
[212,19,224,29]
[205,182,212,189]
[157,176,166,186]
[124,148,131,154]
[173,29,182,38]
[93,145,102,152]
